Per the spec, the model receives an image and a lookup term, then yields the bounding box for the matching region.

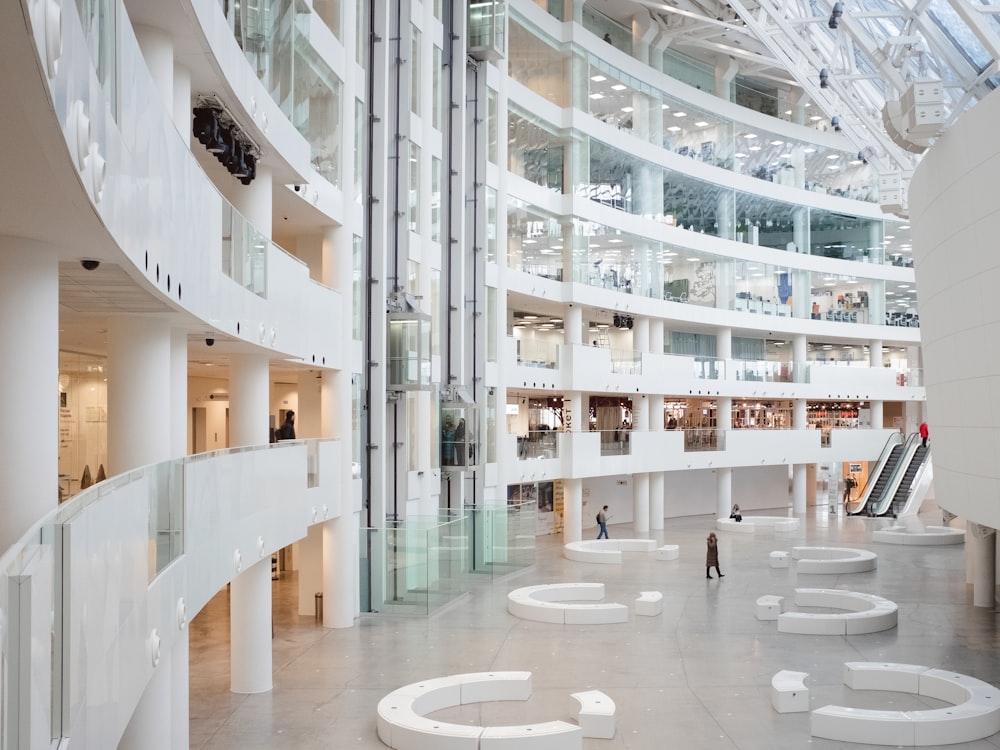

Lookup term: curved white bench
[769,550,789,568]
[776,589,898,635]
[635,591,663,617]
[717,516,800,533]
[873,524,965,546]
[507,583,628,624]
[791,546,877,574]
[377,671,583,750]
[771,670,810,713]
[570,690,616,739]
[811,662,1000,746]
[563,538,656,564]
[655,544,680,560]
[756,595,784,621]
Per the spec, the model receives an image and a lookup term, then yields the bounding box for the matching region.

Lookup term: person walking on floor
[706,532,724,578]
[919,421,929,448]
[277,411,296,441]
[596,505,610,539]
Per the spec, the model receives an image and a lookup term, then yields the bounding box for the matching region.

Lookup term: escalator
[847,433,903,515]
[865,435,932,517]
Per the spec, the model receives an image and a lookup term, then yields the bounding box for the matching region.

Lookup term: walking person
[277,410,296,441]
[919,421,929,448]
[596,505,610,539]
[706,532,724,579]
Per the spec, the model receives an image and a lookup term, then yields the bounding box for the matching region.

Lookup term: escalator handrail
[847,432,904,514]
[868,433,921,516]
[893,445,932,516]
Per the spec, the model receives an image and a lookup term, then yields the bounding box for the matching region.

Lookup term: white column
[297,370,324,438]
[632,473,649,533]
[134,25,174,116]
[229,353,270,447]
[170,630,189,750]
[231,557,273,693]
[323,516,357,627]
[173,64,191,146]
[792,465,807,515]
[649,318,664,353]
[108,317,172,473]
[716,467,732,520]
[869,339,883,368]
[971,524,997,608]
[562,477,582,543]
[170,328,187,457]
[649,472,664,530]
[232,165,273,236]
[793,334,807,382]
[633,316,649,354]
[0,243,58,554]
[118,641,172,750]
[716,327,732,360]
[297,524,324,616]
[565,304,583,346]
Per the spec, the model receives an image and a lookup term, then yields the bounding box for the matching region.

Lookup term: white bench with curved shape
[570,690,616,739]
[507,583,628,625]
[655,544,679,560]
[776,589,897,635]
[811,662,1000,746]
[791,546,877,574]
[873,524,965,546]
[635,591,663,616]
[771,670,810,713]
[717,516,800,533]
[769,550,789,568]
[756,595,784,621]
[563,538,656,564]
[377,671,583,750]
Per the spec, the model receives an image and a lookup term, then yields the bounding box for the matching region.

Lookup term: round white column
[134,26,174,114]
[632,473,649,533]
[170,328,187,457]
[562,477,582,543]
[173,64,191,146]
[229,353,270,447]
[793,465,807,515]
[297,370,324,438]
[633,316,649,354]
[649,319,664,353]
[108,316,172,473]
[232,165,273,237]
[231,556,273,693]
[869,339,883,367]
[870,400,884,429]
[649,472,664,530]
[716,467,732,520]
[716,327,732,360]
[322,516,356,627]
[565,304,583,346]
[0,243,58,554]
[118,640,172,750]
[971,524,996,608]
[793,334,807,382]
[170,630,189,750]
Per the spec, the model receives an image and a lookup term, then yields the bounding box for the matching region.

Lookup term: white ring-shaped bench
[790,546,877,574]
[756,595,785,620]
[811,662,1000,746]
[376,671,583,750]
[769,550,789,568]
[570,690,616,739]
[635,591,663,617]
[563,538,656,564]
[873,524,965,546]
[772,670,810,713]
[774,588,897,635]
[717,516,800,533]
[655,544,680,560]
[507,583,628,624]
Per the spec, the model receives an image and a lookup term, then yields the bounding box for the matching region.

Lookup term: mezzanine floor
[190,501,1000,750]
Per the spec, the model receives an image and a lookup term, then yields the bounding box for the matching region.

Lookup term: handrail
[846,432,903,514]
[868,433,921,516]
[896,448,933,518]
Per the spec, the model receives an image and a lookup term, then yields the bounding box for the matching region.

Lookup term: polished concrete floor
[190,502,1000,749]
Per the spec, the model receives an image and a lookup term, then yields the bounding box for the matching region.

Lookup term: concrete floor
[190,503,1000,749]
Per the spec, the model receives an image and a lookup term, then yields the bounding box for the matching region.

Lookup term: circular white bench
[873,524,965,546]
[756,595,784,621]
[635,591,663,617]
[790,546,877,574]
[570,690,616,739]
[507,583,628,624]
[811,662,1000,746]
[376,671,583,750]
[772,670,810,713]
[774,588,897,635]
[655,544,679,560]
[563,538,656,564]
[769,550,789,568]
[717,516,800,533]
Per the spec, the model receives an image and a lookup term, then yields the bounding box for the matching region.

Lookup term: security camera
[293,184,301,192]
[80,259,100,271]
[205,337,215,347]
[831,116,841,132]
[819,68,830,88]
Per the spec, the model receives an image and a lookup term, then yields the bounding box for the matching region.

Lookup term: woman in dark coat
[706,532,724,579]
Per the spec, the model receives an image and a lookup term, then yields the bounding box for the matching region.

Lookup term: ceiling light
[673,111,687,118]
[743,133,758,139]
[827,165,839,170]
[694,120,709,127]
[621,106,634,113]
[803,147,816,153]
[749,145,761,151]
[589,93,604,100]
[609,238,623,243]
[734,152,747,158]
[523,239,536,244]
[591,75,607,82]
[523,315,538,320]
[826,154,839,159]
[667,126,681,132]
[770,140,784,146]
[780,153,792,158]
[661,103,669,110]
[611,84,628,91]
[687,257,700,261]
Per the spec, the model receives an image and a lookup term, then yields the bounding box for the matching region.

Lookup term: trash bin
[314,592,323,622]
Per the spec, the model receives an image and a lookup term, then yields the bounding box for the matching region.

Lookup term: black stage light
[819,68,830,88]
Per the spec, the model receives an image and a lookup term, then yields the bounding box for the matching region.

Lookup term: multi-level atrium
[2,0,999,748]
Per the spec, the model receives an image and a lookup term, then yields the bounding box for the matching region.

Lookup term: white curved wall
[909,87,1000,528]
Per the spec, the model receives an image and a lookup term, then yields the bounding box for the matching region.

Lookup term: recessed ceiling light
[611,84,627,91]
[523,315,538,320]
[770,140,784,146]
[803,147,816,153]
[885,235,895,239]
[589,93,604,100]
[749,145,761,151]
[734,152,747,158]
[784,110,792,115]
[523,239,535,244]
[621,106,634,113]
[899,225,910,229]
[662,103,669,110]
[687,257,700,261]
[743,133,758,139]
[780,153,791,158]
[809,115,823,121]
[609,238,623,243]
[673,111,687,118]
[694,120,709,127]
[591,75,606,82]
[826,154,839,159]
[827,165,839,170]
[667,126,681,132]
[849,160,862,165]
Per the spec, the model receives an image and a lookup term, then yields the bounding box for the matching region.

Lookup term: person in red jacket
[919,422,929,448]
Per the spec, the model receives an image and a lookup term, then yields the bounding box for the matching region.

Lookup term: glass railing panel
[516,430,560,460]
[291,38,343,186]
[897,368,922,386]
[222,202,267,296]
[148,461,185,580]
[598,429,631,456]
[731,359,793,383]
[515,338,560,368]
[684,428,719,451]
[610,349,641,375]
[485,500,537,574]
[693,357,725,380]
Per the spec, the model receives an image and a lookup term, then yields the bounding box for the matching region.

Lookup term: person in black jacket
[278,411,296,441]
